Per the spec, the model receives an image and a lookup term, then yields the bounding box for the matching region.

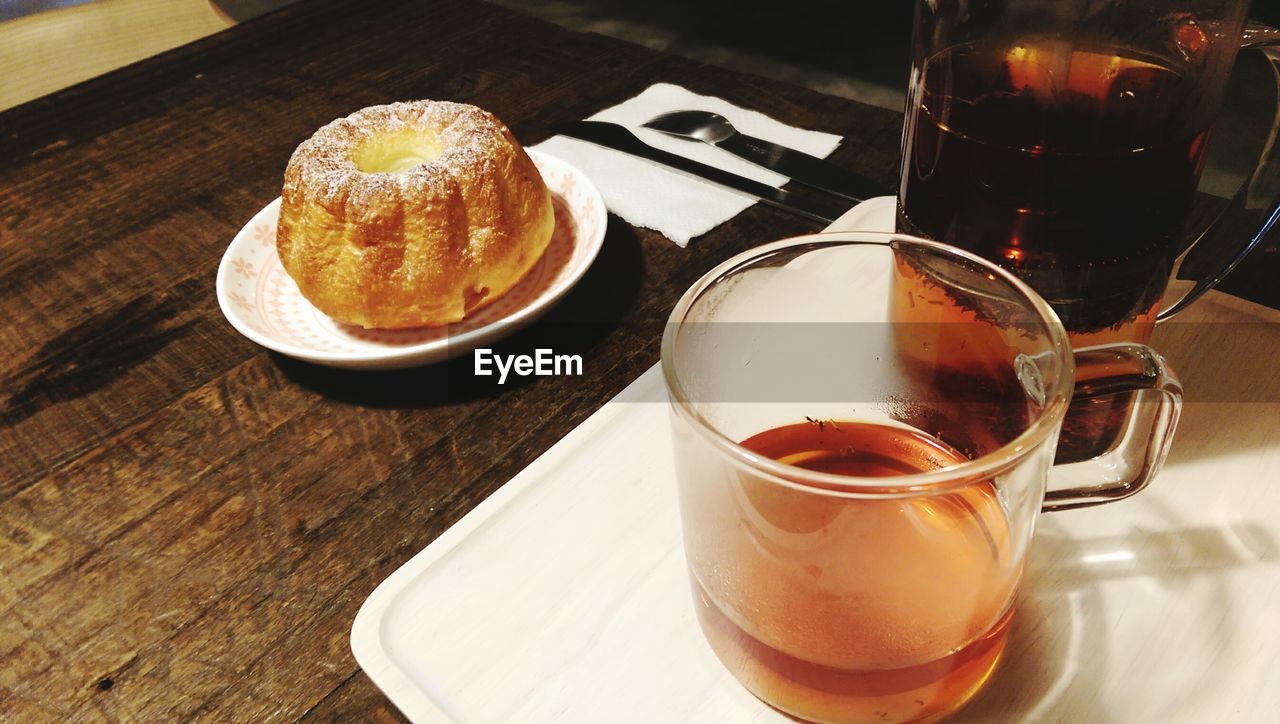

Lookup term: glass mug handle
[1043,344,1184,512]
[1161,22,1280,319]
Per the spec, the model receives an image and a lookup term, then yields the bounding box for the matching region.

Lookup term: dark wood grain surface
[5,0,1279,720]
[0,1,904,719]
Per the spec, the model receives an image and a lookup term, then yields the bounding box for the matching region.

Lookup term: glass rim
[659,230,1075,497]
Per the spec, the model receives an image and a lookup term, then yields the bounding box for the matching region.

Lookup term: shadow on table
[956,499,1275,722]
[274,215,647,408]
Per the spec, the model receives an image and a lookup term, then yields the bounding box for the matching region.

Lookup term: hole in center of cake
[355,137,442,174]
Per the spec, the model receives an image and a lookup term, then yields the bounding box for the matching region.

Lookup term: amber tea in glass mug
[662,233,1181,723]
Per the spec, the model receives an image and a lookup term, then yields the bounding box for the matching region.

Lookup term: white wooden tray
[352,198,1280,722]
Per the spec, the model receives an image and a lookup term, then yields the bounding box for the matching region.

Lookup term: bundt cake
[276,101,555,329]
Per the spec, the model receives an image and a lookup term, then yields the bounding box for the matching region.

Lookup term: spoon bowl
[642,110,737,143]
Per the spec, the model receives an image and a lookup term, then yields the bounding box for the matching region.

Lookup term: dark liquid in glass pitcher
[899,39,1212,343]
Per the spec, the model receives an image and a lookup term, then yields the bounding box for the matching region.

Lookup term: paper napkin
[532,82,843,247]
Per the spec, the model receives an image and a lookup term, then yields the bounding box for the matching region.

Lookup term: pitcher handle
[1160,22,1280,319]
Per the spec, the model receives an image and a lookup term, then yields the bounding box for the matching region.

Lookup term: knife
[550,121,846,225]
[641,110,883,203]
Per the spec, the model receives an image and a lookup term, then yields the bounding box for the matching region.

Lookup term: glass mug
[661,233,1181,723]
[898,0,1280,347]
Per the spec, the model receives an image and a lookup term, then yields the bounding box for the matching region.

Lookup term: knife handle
[718,133,883,203]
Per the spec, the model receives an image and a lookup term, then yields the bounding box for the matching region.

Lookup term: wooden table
[0,1,904,719]
[1,1,1275,721]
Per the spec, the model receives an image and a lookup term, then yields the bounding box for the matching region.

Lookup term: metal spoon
[641,110,884,203]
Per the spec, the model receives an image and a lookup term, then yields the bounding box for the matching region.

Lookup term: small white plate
[215,150,607,370]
